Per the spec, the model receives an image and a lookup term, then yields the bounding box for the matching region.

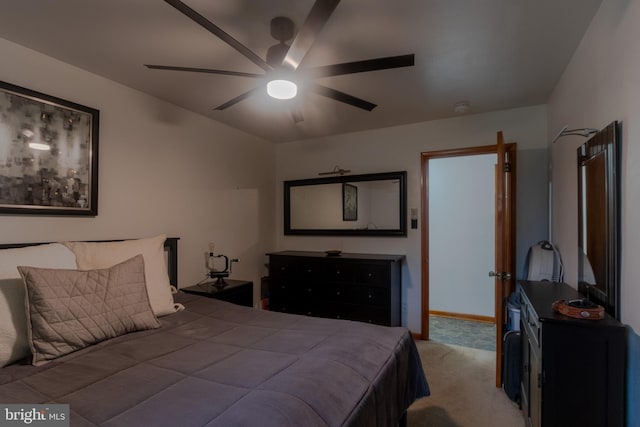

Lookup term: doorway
[427,152,497,348]
[428,153,497,321]
[420,140,517,385]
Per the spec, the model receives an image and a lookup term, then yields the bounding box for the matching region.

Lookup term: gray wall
[515,148,550,279]
[0,37,276,301]
[275,105,550,332]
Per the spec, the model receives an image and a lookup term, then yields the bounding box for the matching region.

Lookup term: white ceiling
[0,0,602,142]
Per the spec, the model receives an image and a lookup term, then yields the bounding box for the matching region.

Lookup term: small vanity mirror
[284,171,407,236]
[578,121,620,318]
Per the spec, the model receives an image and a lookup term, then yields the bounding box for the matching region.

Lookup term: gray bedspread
[0,292,429,426]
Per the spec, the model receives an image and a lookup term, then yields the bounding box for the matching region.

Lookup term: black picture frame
[342,183,358,221]
[0,81,99,216]
[284,171,407,237]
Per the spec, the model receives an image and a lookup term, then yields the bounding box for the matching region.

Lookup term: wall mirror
[578,121,620,319]
[284,171,407,236]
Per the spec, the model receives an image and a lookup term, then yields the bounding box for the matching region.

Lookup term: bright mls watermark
[0,404,69,426]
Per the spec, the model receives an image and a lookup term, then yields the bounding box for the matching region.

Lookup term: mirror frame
[577,121,621,319]
[284,171,407,237]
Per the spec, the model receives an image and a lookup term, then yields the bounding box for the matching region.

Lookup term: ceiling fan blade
[305,54,415,78]
[281,0,341,70]
[164,0,271,72]
[145,64,263,78]
[214,85,263,110]
[311,84,376,111]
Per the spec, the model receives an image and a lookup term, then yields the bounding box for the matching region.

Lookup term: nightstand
[181,279,253,307]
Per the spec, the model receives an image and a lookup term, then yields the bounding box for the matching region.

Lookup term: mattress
[0,292,429,426]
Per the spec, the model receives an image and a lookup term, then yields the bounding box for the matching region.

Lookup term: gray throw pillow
[18,255,160,366]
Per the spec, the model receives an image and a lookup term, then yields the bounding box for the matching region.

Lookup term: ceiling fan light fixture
[267,79,297,100]
[150,1,415,116]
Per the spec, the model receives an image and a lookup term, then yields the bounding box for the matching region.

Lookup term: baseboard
[429,310,495,324]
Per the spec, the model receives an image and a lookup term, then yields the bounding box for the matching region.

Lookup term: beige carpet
[408,340,524,427]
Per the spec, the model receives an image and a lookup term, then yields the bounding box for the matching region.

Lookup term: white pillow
[0,243,77,367]
[63,235,177,317]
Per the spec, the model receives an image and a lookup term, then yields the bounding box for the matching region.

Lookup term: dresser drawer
[316,284,386,307]
[270,296,310,315]
[270,258,322,280]
[349,286,388,307]
[348,306,389,325]
[318,283,349,303]
[356,263,389,286]
[306,302,388,325]
[305,302,344,320]
[298,261,322,279]
[269,280,305,298]
[270,258,298,278]
[521,293,540,348]
[322,262,356,282]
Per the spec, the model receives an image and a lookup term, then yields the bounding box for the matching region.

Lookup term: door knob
[489,271,512,280]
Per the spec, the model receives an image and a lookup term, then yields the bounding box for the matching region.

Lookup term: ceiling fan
[145,0,415,122]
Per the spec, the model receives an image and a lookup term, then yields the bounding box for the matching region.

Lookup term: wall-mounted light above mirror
[284,171,407,236]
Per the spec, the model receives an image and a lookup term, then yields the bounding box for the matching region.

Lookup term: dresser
[267,251,404,326]
[518,281,625,427]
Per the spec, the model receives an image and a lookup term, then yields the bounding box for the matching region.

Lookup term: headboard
[0,237,180,288]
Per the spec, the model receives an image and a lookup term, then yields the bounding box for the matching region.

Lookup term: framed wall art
[342,183,358,221]
[0,81,99,216]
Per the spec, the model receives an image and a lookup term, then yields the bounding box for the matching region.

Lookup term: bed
[0,236,429,426]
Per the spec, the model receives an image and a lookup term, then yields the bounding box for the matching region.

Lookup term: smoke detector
[454,101,470,113]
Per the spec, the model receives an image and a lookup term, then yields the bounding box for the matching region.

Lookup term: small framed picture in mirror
[342,183,358,221]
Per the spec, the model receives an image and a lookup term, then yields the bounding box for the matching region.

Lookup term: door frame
[420,142,517,384]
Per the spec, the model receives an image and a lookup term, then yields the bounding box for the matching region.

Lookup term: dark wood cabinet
[267,251,403,326]
[518,281,625,427]
[181,279,253,307]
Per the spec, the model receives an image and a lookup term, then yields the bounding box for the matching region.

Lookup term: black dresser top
[518,281,623,329]
[267,250,405,262]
